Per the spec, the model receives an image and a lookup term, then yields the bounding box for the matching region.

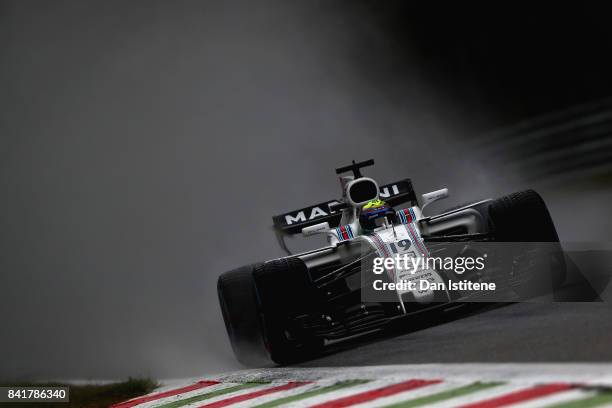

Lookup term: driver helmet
[359,199,397,231]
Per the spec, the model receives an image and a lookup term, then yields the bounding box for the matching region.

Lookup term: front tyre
[218,258,323,366]
[217,264,268,366]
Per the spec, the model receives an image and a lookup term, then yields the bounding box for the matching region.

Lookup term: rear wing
[272,179,418,234]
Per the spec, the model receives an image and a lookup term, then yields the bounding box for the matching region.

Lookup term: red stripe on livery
[310,379,441,408]
[340,226,349,240]
[458,383,573,408]
[407,222,429,256]
[198,382,308,408]
[111,381,219,408]
[403,208,413,222]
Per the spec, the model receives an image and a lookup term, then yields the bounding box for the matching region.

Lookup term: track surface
[117,364,612,407]
[296,302,612,367]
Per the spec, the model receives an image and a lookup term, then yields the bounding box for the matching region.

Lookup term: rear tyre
[489,190,560,242]
[489,190,566,296]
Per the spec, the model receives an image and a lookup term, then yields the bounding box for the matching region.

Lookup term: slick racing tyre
[217,257,323,366]
[489,190,559,242]
[489,190,566,297]
[217,264,268,366]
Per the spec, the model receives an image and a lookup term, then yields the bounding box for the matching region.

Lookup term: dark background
[2,1,612,379]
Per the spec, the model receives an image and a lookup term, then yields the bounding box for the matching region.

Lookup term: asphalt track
[116,260,612,407]
[295,302,612,368]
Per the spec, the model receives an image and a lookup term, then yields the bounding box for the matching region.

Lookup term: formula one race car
[218,159,565,365]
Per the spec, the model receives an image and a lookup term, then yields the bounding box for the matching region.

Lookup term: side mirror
[421,188,449,212]
[302,222,330,237]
